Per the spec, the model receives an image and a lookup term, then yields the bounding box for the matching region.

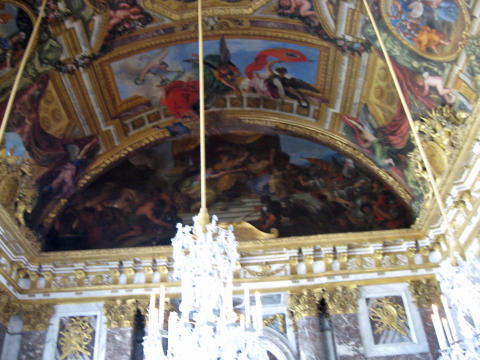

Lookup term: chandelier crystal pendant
[144,216,268,360]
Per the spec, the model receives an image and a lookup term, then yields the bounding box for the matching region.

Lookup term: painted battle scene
[43,133,412,251]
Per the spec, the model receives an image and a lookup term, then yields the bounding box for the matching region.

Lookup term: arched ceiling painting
[0,0,477,251]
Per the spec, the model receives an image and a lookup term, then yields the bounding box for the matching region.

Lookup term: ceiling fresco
[0,0,478,251]
[43,131,412,250]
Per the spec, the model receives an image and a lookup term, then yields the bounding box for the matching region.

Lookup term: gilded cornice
[408,278,441,309]
[32,227,422,262]
[243,263,287,277]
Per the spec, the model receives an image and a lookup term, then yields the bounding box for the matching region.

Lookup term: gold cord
[197,0,210,230]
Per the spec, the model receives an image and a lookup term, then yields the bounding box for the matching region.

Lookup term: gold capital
[408,278,441,308]
[323,286,359,315]
[20,304,54,331]
[288,289,320,322]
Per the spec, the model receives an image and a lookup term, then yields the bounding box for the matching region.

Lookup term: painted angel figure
[135,48,184,86]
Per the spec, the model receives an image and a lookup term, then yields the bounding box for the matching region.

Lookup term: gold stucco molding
[103,299,138,328]
[288,289,320,322]
[0,289,20,327]
[408,278,441,309]
[20,304,55,331]
[263,313,286,334]
[323,286,359,315]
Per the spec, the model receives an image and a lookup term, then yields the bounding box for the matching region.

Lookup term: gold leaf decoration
[58,317,94,360]
[369,297,407,336]
[408,278,441,308]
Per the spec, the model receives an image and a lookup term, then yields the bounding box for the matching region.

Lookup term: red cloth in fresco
[161,80,199,119]
[380,55,435,150]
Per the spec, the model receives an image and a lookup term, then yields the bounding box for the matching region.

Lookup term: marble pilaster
[330,313,365,360]
[288,290,325,360]
[0,323,6,353]
[296,316,326,360]
[105,327,134,360]
[18,331,47,360]
[419,308,439,359]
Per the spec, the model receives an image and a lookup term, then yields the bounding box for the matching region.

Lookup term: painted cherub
[278,0,320,26]
[107,0,147,32]
[136,48,184,86]
[420,71,454,103]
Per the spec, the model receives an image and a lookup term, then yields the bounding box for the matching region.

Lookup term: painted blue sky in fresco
[0,3,21,38]
[112,38,319,101]
[279,134,339,167]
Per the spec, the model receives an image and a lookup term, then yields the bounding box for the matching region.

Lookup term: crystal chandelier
[144,215,268,360]
[431,253,480,360]
[142,0,268,357]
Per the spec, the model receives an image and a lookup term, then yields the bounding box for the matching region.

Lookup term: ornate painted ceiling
[0,0,478,251]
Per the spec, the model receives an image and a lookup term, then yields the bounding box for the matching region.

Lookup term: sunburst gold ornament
[369,297,407,336]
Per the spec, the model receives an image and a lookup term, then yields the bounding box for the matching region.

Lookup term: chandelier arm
[361,0,462,260]
[0,0,49,145]
[197,0,210,229]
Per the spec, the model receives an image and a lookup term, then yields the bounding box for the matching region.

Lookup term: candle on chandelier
[151,307,158,335]
[441,317,454,345]
[244,287,251,328]
[159,285,166,330]
[149,291,155,334]
[431,304,447,350]
[440,295,457,342]
[255,291,263,331]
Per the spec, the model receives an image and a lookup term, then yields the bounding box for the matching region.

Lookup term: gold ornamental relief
[218,221,278,242]
[263,313,286,334]
[140,0,270,21]
[38,83,71,138]
[20,304,54,331]
[58,316,95,360]
[408,278,441,308]
[103,299,137,328]
[288,289,320,322]
[423,141,447,177]
[361,54,400,127]
[0,151,39,228]
[243,263,286,277]
[369,297,408,336]
[323,286,359,314]
[0,290,19,327]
